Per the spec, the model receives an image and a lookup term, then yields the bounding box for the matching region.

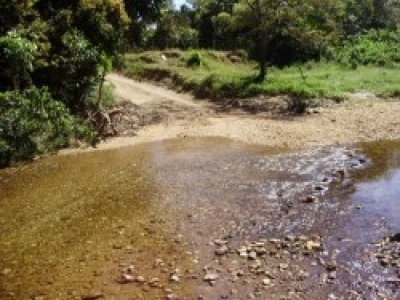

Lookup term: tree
[192,0,237,48]
[29,0,129,113]
[148,7,198,49]
[0,0,37,35]
[232,0,344,81]
[123,0,170,47]
[0,31,37,90]
[341,0,400,37]
[0,0,132,165]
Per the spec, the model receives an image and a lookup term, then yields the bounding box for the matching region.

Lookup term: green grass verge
[123,49,400,100]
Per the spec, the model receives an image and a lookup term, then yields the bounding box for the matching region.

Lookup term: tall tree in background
[149,6,198,49]
[232,0,344,81]
[341,0,399,37]
[192,0,237,48]
[124,0,170,47]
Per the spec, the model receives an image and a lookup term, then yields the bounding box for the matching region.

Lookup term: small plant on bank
[186,51,203,68]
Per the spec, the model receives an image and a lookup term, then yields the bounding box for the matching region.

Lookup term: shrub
[86,82,116,109]
[34,29,102,114]
[0,30,37,90]
[0,87,95,167]
[328,29,400,67]
[186,51,203,68]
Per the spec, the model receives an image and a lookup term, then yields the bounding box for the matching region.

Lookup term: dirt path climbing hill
[106,73,203,108]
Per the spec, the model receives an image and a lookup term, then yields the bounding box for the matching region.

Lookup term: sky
[174,0,188,8]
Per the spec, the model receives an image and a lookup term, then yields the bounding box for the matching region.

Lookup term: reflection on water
[355,140,400,182]
[352,140,400,231]
[355,169,400,230]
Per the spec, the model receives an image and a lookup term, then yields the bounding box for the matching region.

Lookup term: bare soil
[91,74,400,152]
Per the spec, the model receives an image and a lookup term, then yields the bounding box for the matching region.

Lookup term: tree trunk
[96,69,106,108]
[258,57,267,82]
[257,37,268,82]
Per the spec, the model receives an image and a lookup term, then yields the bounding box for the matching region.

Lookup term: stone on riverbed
[203,272,219,282]
[215,245,229,256]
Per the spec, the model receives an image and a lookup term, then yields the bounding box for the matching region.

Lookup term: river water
[0,138,399,299]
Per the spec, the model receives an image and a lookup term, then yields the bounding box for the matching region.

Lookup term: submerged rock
[303,195,318,204]
[117,273,135,284]
[203,272,219,282]
[390,233,400,242]
[81,294,104,300]
[215,245,229,256]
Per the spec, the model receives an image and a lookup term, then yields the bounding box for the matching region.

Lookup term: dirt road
[101,73,400,151]
[107,73,202,107]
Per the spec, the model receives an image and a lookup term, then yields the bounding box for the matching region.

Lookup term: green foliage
[0,0,129,167]
[0,31,37,70]
[232,0,344,80]
[40,29,103,113]
[0,87,96,167]
[87,82,116,109]
[212,12,232,37]
[146,7,199,49]
[124,0,168,47]
[0,1,37,34]
[192,0,237,48]
[77,0,130,56]
[340,0,399,37]
[0,30,38,89]
[100,83,116,108]
[329,29,400,67]
[125,50,400,100]
[186,51,203,67]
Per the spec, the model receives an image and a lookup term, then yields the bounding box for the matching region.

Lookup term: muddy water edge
[0,138,399,299]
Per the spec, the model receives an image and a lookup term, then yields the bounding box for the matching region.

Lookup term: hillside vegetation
[123,47,400,101]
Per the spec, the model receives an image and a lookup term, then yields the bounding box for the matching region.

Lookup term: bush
[86,82,116,109]
[329,29,400,67]
[0,30,38,90]
[32,29,102,114]
[186,51,203,68]
[0,87,95,167]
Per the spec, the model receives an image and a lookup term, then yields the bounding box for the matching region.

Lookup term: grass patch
[123,50,400,100]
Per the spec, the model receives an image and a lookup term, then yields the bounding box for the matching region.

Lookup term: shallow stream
[0,138,399,299]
